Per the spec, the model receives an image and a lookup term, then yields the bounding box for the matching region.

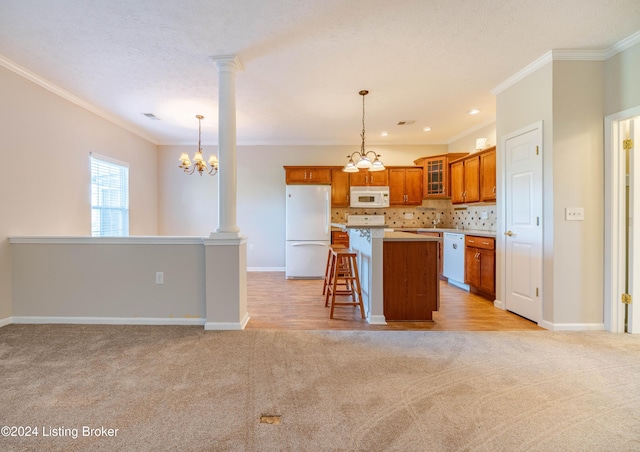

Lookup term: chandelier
[178,115,219,176]
[343,90,385,173]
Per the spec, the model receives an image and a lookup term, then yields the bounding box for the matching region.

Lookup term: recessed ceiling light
[468,109,481,115]
[381,131,389,137]
[423,127,431,132]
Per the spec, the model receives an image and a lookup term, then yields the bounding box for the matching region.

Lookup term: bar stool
[325,248,365,319]
[322,244,347,296]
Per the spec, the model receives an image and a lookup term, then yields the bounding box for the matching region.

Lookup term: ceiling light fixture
[381,131,389,137]
[468,108,481,115]
[178,115,218,176]
[423,127,431,132]
[343,90,385,173]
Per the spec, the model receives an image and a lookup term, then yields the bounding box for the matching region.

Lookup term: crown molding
[492,31,640,95]
[0,54,160,145]
[605,31,640,59]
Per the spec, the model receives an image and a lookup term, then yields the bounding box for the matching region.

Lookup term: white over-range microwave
[349,186,390,208]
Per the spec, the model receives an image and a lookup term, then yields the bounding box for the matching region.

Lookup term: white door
[504,124,543,322]
[628,118,640,333]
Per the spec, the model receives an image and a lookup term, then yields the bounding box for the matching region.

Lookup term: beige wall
[496,63,554,322]
[158,144,448,269]
[0,66,159,320]
[497,59,607,327]
[448,123,497,155]
[604,41,640,116]
[11,241,205,320]
[552,60,604,324]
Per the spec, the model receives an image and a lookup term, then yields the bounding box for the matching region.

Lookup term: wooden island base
[383,239,439,321]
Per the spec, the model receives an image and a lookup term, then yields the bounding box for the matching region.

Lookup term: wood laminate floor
[246,272,541,331]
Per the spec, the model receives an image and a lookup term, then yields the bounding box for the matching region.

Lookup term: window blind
[90,154,129,237]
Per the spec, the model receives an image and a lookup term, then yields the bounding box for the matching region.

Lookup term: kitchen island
[331,224,441,323]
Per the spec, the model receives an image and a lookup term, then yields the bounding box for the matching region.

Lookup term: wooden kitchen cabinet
[331,167,350,207]
[349,169,388,186]
[331,230,350,247]
[388,167,423,205]
[450,155,480,204]
[479,147,496,202]
[414,153,468,198]
[464,235,495,299]
[284,166,332,185]
[417,231,443,278]
[383,240,439,320]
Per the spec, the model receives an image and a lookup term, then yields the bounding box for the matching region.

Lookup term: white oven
[349,186,390,208]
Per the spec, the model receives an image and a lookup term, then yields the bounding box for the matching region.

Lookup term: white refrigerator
[285,185,331,279]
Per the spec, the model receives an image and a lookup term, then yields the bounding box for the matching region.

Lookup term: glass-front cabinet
[415,153,468,199]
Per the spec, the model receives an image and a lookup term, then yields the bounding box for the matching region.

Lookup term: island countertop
[383,231,442,241]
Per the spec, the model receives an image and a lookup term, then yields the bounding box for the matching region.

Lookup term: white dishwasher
[443,233,465,285]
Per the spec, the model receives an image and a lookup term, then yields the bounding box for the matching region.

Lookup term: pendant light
[343,90,385,173]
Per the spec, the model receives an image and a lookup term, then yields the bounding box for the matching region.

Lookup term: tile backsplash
[332,200,496,231]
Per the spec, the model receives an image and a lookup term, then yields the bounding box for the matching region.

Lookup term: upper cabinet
[414,153,468,199]
[349,170,388,186]
[388,167,423,205]
[331,168,350,207]
[479,147,496,202]
[449,147,495,204]
[284,166,332,185]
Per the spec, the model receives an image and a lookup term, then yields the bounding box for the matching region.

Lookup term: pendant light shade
[343,90,385,173]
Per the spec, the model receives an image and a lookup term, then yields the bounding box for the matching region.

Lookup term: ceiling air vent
[142,113,160,120]
[397,120,416,125]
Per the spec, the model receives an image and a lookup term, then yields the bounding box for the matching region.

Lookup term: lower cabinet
[331,230,349,247]
[383,240,439,320]
[464,235,495,299]
[417,231,443,278]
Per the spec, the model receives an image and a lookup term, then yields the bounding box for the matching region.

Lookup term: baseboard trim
[447,280,470,291]
[204,312,250,330]
[11,316,206,326]
[247,267,285,272]
[0,317,12,328]
[493,299,504,310]
[367,315,387,325]
[539,320,605,332]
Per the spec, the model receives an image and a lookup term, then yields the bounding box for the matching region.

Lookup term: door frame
[497,121,544,324]
[604,105,640,333]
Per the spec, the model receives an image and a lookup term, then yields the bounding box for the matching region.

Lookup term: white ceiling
[0,1,638,146]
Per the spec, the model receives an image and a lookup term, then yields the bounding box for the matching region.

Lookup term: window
[90,153,129,236]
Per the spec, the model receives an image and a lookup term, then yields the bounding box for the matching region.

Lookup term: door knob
[504,230,515,236]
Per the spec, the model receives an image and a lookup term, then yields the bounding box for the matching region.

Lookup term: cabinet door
[348,171,367,186]
[348,170,388,186]
[450,161,465,204]
[331,168,350,207]
[478,248,495,296]
[285,167,309,184]
[388,169,407,205]
[424,157,446,197]
[480,149,496,201]
[308,168,331,184]
[463,156,480,203]
[464,247,480,287]
[405,168,423,204]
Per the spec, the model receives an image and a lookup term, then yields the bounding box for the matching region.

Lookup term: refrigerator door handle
[325,191,330,234]
[290,242,328,247]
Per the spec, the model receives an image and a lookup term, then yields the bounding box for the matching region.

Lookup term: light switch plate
[565,207,584,221]
[404,212,414,220]
[480,211,489,220]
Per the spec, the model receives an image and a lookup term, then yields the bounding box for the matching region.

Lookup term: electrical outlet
[404,212,414,220]
[565,207,584,221]
[156,272,164,284]
[480,211,488,220]
[249,243,255,251]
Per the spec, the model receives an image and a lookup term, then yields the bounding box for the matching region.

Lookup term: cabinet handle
[492,186,496,194]
[482,241,490,245]
[309,171,312,180]
[468,239,475,243]
[475,252,480,261]
[304,171,307,180]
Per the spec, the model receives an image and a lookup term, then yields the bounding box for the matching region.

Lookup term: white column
[211,55,244,234]
[204,55,249,331]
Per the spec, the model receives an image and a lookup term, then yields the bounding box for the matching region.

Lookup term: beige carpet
[1,325,639,451]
